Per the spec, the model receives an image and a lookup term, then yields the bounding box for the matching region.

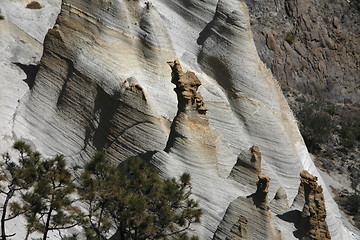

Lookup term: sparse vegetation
[0,141,41,240]
[26,1,42,10]
[335,192,360,229]
[287,91,360,229]
[294,97,360,156]
[18,155,80,240]
[340,116,360,150]
[285,32,296,44]
[296,100,333,152]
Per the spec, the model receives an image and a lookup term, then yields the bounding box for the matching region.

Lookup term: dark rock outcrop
[246,0,359,103]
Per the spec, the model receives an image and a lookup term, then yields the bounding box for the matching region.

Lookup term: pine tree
[0,141,40,240]
[78,153,202,240]
[77,152,115,240]
[20,155,80,240]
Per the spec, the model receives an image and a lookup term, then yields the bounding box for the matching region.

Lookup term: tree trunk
[120,222,126,240]
[1,189,14,240]
[42,207,53,240]
[24,230,30,240]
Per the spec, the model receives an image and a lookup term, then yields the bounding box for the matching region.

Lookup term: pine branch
[5,211,24,221]
[4,232,16,238]
[48,222,78,230]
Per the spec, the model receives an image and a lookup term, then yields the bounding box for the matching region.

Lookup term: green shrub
[336,192,360,230]
[323,148,334,158]
[1,144,202,239]
[325,103,336,115]
[296,100,333,152]
[340,116,360,149]
[344,194,360,215]
[285,32,296,44]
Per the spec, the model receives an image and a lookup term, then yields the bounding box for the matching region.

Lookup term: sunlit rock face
[297,170,331,240]
[213,149,282,240]
[0,0,61,156]
[0,0,358,239]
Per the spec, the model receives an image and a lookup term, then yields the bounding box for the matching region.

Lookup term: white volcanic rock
[0,0,358,239]
[0,0,61,42]
[0,0,61,155]
[0,20,41,154]
[213,173,282,240]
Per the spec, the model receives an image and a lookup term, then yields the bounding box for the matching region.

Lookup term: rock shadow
[197,18,216,45]
[277,210,306,239]
[13,62,40,89]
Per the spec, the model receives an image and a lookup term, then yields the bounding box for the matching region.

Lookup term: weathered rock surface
[167,60,207,115]
[245,0,359,104]
[251,173,271,210]
[229,146,262,191]
[214,161,281,239]
[0,0,61,42]
[270,187,290,215]
[0,0,359,239]
[298,170,331,240]
[276,171,333,240]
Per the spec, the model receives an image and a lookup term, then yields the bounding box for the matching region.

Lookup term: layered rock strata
[0,0,357,239]
[12,0,171,163]
[229,145,262,191]
[213,176,281,240]
[270,187,290,215]
[152,60,242,237]
[214,147,281,239]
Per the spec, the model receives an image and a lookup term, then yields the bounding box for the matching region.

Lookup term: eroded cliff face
[246,0,359,103]
[0,0,358,239]
[245,0,360,230]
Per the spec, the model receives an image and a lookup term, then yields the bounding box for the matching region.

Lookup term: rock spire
[167,60,207,115]
[299,170,331,240]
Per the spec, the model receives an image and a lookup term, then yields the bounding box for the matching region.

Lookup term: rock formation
[168,60,207,115]
[229,146,262,191]
[270,187,290,215]
[251,173,271,210]
[0,0,358,239]
[277,170,332,240]
[298,170,331,240]
[245,0,359,103]
[214,147,281,239]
